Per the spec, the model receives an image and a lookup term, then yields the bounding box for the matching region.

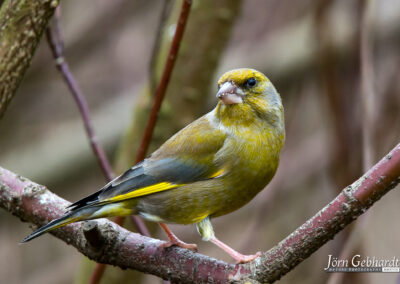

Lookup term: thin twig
[136,0,192,162]
[45,9,114,181]
[2,141,400,282]
[90,0,192,282]
[130,215,151,237]
[46,8,151,283]
[149,0,174,96]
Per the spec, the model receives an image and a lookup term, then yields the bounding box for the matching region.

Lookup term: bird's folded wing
[67,116,227,211]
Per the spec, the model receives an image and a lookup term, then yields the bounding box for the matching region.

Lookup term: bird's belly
[135,167,276,224]
[136,181,221,224]
[211,170,275,217]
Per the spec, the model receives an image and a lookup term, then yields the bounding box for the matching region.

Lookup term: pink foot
[160,239,198,251]
[159,222,198,251]
[211,236,262,263]
[234,251,262,264]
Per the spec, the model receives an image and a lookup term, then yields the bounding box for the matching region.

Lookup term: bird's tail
[21,201,134,243]
[21,212,82,243]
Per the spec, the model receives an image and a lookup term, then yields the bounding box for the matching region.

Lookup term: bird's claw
[160,240,198,252]
[234,251,262,264]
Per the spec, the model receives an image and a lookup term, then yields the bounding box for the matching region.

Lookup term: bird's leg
[209,236,261,264]
[159,222,197,251]
[196,217,261,264]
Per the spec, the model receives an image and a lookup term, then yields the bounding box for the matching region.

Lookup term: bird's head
[215,68,283,129]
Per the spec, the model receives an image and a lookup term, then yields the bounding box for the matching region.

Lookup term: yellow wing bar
[209,168,225,178]
[103,168,226,203]
[103,182,183,203]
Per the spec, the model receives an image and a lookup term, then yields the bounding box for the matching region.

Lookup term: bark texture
[0,0,57,117]
[1,142,399,283]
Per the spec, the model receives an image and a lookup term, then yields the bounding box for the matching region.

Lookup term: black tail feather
[21,212,77,243]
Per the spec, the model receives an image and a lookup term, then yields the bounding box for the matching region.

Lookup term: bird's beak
[216,82,244,105]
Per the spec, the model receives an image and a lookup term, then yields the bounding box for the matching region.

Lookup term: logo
[324,255,400,273]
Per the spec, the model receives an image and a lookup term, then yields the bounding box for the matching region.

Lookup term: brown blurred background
[1,0,400,283]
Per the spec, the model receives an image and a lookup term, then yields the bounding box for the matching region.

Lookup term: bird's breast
[209,126,284,217]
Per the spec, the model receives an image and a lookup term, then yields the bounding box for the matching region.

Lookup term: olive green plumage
[22,68,285,257]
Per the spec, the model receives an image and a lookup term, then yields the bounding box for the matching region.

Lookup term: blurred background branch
[45,7,152,283]
[328,1,377,283]
[46,8,115,182]
[90,0,192,282]
[0,0,56,117]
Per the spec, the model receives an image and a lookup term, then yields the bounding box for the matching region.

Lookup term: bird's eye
[246,77,257,88]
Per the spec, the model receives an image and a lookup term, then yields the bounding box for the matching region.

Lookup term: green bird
[22,68,285,263]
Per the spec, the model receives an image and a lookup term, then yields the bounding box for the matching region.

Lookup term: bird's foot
[210,236,261,263]
[233,251,262,264]
[160,239,198,251]
[159,222,198,251]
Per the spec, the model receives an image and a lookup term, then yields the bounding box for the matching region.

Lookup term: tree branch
[1,142,400,282]
[0,0,57,118]
[0,166,236,283]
